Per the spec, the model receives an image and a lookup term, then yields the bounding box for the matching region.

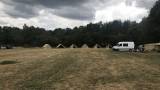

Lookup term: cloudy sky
[0,0,157,29]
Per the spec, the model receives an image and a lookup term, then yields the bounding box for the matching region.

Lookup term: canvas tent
[43,44,52,48]
[144,43,160,51]
[81,44,89,48]
[56,44,65,48]
[155,43,160,52]
[70,44,78,48]
[94,44,101,48]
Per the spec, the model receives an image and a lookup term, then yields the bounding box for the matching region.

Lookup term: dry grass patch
[0,48,159,90]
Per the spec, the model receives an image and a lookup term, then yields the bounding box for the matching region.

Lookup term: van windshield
[117,44,122,46]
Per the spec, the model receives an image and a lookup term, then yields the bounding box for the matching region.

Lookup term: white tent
[43,44,52,48]
[94,44,101,48]
[56,44,65,48]
[81,44,89,48]
[70,44,78,48]
[144,43,160,51]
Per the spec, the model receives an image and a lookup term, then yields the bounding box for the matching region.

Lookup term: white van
[112,42,135,51]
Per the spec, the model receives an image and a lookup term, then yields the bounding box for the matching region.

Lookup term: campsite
[0,48,159,90]
[0,0,160,90]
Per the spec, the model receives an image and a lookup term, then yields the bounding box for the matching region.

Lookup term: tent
[155,43,160,52]
[56,44,65,48]
[43,44,52,48]
[144,43,160,51]
[94,44,101,48]
[70,44,78,48]
[81,44,89,48]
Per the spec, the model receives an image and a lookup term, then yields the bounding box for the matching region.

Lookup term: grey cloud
[37,0,87,8]
[5,4,38,18]
[5,0,87,8]
[54,6,95,20]
[0,21,7,25]
[1,0,39,18]
[136,0,157,9]
[1,0,124,20]
[0,0,158,20]
[125,0,157,9]
[1,0,94,20]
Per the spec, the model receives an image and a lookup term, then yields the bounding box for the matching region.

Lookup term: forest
[0,0,160,48]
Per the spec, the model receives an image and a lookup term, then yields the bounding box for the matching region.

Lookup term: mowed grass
[0,48,159,90]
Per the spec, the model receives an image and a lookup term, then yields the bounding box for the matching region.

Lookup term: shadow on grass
[0,60,18,65]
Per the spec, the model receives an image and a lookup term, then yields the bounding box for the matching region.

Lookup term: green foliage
[141,0,160,43]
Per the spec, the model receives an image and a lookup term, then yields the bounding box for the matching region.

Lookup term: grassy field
[0,48,159,90]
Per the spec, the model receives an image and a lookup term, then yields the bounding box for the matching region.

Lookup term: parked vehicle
[138,45,145,52]
[112,42,135,51]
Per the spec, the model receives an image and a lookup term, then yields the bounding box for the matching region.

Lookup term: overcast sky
[0,0,157,29]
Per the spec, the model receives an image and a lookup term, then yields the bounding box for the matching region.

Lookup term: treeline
[0,0,160,47]
[0,21,142,47]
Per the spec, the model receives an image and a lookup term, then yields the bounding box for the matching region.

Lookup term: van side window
[119,44,122,46]
[123,43,128,47]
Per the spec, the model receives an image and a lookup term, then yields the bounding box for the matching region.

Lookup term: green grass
[0,48,159,90]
